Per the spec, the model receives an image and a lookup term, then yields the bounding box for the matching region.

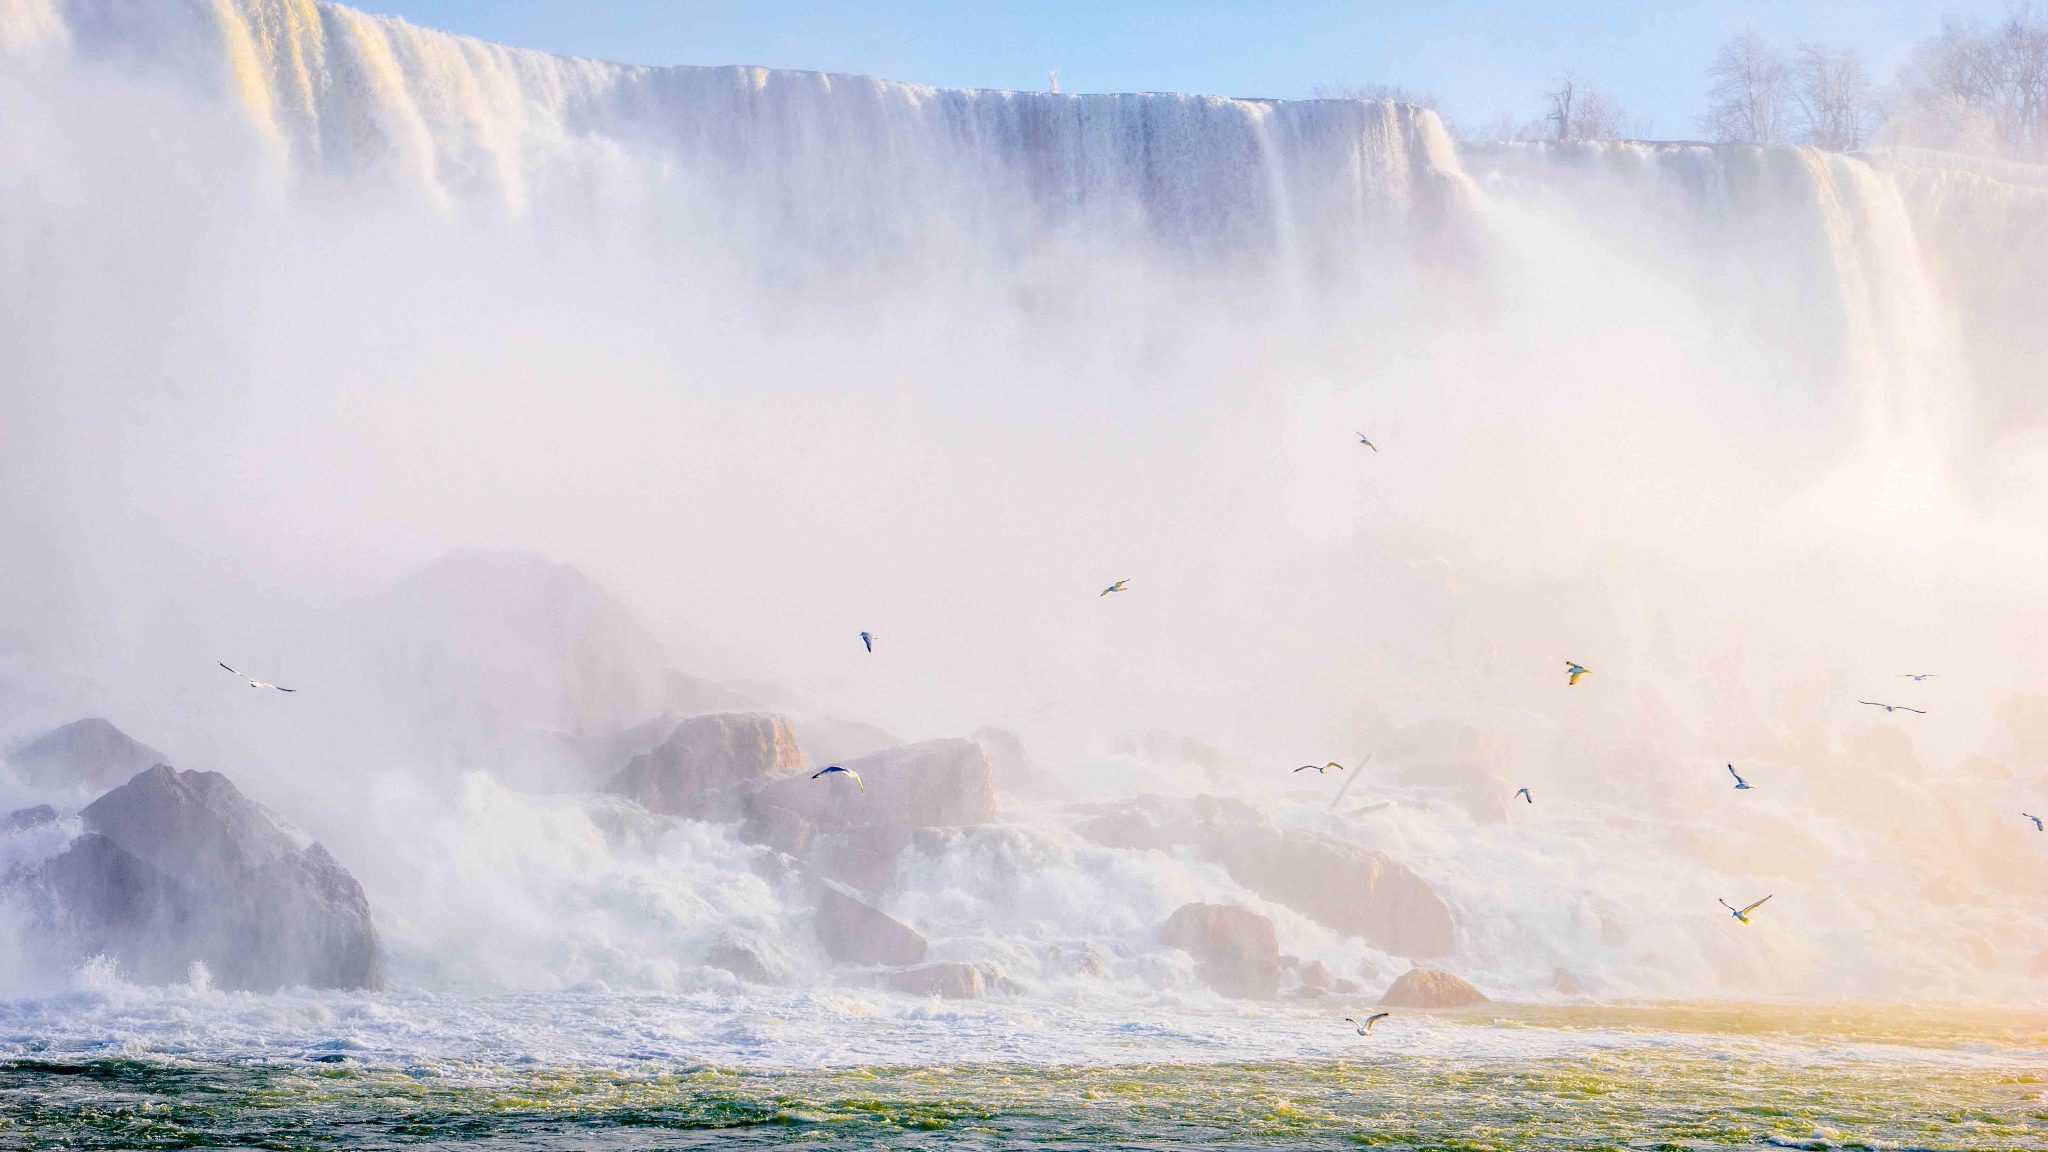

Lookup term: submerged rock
[8,719,166,791]
[885,962,983,999]
[608,712,805,821]
[1378,968,1488,1008]
[813,881,927,966]
[1159,902,1280,998]
[15,765,380,991]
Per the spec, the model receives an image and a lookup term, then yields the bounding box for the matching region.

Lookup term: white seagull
[2025,813,2043,832]
[1859,700,1925,714]
[1727,764,1752,790]
[1100,579,1130,597]
[859,631,875,653]
[1295,761,1345,775]
[1899,673,1937,681]
[1346,1013,1390,1035]
[1356,433,1378,452]
[1514,787,1532,804]
[1718,895,1772,925]
[811,765,864,792]
[219,662,295,692]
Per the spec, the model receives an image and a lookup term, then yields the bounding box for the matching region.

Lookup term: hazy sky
[360,1,2013,137]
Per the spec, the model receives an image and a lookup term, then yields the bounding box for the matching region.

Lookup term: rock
[5,805,56,831]
[608,713,805,821]
[8,719,167,791]
[789,717,903,766]
[886,962,984,999]
[1159,902,1280,998]
[1296,959,1334,992]
[808,824,916,892]
[704,932,784,984]
[813,881,926,966]
[738,803,815,857]
[753,738,994,830]
[1552,967,1584,995]
[1378,968,1488,1008]
[1211,828,1454,960]
[16,766,380,991]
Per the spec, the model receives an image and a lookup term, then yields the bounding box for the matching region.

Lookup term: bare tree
[1792,43,1874,150]
[1701,31,1792,143]
[1893,5,2048,161]
[1311,82,1440,111]
[1544,71,1637,141]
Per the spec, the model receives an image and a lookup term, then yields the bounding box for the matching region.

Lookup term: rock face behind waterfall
[1214,828,1455,960]
[16,766,380,990]
[608,713,806,820]
[7,718,167,790]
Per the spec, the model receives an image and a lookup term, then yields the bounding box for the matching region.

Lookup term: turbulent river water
[5,1,2048,1147]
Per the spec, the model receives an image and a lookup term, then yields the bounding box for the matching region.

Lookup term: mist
[3,0,2048,1009]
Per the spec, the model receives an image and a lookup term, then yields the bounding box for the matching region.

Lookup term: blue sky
[362,2,2011,138]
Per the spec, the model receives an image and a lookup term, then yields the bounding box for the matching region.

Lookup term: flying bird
[219,663,295,692]
[1859,701,1926,714]
[1899,673,1937,681]
[1100,580,1129,597]
[1345,1013,1390,1036]
[1566,662,1589,686]
[1514,787,1532,804]
[1718,895,1772,925]
[859,631,874,652]
[1356,433,1377,452]
[1295,761,1345,775]
[1727,764,1752,790]
[2025,813,2043,832]
[811,765,865,793]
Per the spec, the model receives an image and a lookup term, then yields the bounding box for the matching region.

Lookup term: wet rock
[738,803,816,857]
[18,766,380,991]
[808,824,916,892]
[886,962,983,999]
[5,805,56,832]
[705,933,784,984]
[1296,959,1334,992]
[813,880,926,966]
[609,713,805,821]
[1159,902,1280,999]
[1212,828,1454,960]
[8,719,166,791]
[1378,968,1488,1008]
[754,738,994,830]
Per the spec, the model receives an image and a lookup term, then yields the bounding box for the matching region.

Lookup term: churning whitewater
[3,0,2048,1108]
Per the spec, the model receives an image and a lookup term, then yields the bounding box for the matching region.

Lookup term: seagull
[1899,674,1937,681]
[1718,895,1772,925]
[219,662,295,692]
[1514,787,1532,804]
[1727,764,1752,790]
[811,765,864,793]
[1356,433,1378,452]
[859,631,874,653]
[1345,1013,1390,1035]
[1859,701,1926,714]
[1294,761,1345,775]
[2025,813,2043,831]
[1566,662,1589,686]
[1100,580,1129,597]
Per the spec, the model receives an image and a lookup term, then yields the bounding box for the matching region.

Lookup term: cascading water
[3,0,2048,1100]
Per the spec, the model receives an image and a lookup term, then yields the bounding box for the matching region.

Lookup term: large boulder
[1211,829,1455,960]
[1159,902,1280,998]
[12,766,380,991]
[885,962,984,999]
[1379,968,1488,1008]
[813,881,927,966]
[608,713,805,820]
[8,719,166,791]
[753,738,995,830]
